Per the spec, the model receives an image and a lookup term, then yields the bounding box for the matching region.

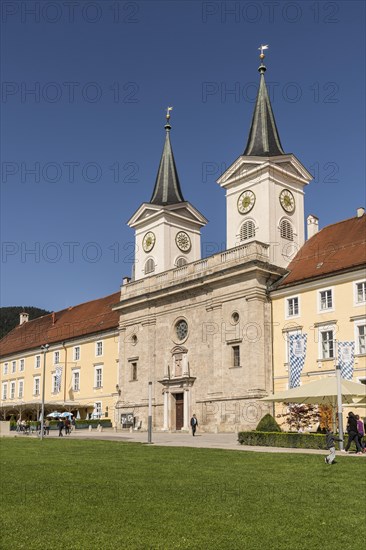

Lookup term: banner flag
[338,341,355,380]
[55,366,63,392]
[289,334,307,388]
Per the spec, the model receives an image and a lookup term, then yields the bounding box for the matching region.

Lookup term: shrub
[238,431,341,450]
[256,414,281,432]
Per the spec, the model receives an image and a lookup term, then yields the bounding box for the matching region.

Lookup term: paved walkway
[7,428,366,457]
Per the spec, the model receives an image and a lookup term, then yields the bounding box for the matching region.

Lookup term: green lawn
[0,439,365,550]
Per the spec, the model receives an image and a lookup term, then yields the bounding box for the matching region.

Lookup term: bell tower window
[280,219,294,241]
[144,258,155,274]
[240,220,256,242]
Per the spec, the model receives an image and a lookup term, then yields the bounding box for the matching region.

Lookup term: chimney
[52,312,56,325]
[307,215,319,239]
[357,207,365,218]
[19,312,29,325]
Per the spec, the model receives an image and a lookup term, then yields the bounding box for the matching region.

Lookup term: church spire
[243,46,285,157]
[150,107,185,205]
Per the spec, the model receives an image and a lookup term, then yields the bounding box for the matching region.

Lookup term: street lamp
[40,344,49,440]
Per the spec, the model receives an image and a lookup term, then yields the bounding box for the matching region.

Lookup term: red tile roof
[277,214,366,288]
[0,292,120,358]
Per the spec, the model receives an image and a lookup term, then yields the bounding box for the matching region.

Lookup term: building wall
[271,269,366,422]
[117,246,281,433]
[0,330,119,423]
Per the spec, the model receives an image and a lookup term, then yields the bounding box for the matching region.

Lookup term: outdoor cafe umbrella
[261,377,366,406]
[60,412,73,418]
[261,376,366,449]
[46,411,62,418]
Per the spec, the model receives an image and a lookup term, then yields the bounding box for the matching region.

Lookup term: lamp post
[335,363,344,450]
[148,381,152,444]
[40,344,49,440]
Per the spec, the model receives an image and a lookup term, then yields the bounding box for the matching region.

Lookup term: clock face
[280,189,295,213]
[142,231,156,252]
[237,190,256,214]
[175,231,191,252]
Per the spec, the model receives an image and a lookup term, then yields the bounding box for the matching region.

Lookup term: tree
[276,404,319,432]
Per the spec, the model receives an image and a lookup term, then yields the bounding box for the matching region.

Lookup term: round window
[131,334,138,345]
[175,319,188,341]
[231,311,240,324]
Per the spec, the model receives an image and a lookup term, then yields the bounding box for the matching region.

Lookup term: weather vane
[166,106,173,122]
[258,44,269,60]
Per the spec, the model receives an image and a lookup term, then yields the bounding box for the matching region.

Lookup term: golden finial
[258,44,269,60]
[166,106,173,122]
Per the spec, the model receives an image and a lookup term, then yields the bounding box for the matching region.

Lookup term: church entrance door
[175,393,184,430]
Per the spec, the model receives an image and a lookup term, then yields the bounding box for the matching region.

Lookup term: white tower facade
[217,59,312,268]
[128,118,207,280]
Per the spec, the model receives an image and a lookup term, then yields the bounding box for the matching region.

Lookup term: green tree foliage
[0,307,50,339]
[256,413,282,432]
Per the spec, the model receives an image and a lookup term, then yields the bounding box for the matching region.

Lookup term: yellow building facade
[270,212,366,423]
[0,293,120,424]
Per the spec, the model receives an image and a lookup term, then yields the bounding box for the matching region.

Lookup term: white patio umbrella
[261,377,366,406]
[46,411,62,418]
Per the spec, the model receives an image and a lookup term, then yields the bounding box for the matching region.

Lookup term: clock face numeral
[175,231,191,252]
[142,231,156,252]
[280,189,295,213]
[237,190,256,214]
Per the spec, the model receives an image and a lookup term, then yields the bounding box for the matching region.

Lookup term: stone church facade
[113,54,312,432]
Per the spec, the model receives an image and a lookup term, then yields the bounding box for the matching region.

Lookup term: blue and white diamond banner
[55,366,63,392]
[289,334,307,388]
[338,341,355,380]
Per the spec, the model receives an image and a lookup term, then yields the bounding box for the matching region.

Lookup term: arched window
[175,257,188,268]
[280,219,294,241]
[145,258,155,274]
[240,220,256,242]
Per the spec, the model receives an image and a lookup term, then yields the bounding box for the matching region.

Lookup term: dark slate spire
[243,50,285,157]
[150,109,185,205]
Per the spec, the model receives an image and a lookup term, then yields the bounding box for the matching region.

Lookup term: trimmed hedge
[238,431,341,450]
[256,414,281,432]
[10,419,113,431]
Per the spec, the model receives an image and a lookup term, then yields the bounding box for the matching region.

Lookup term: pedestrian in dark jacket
[325,429,343,464]
[344,412,362,454]
[190,414,198,436]
[57,419,64,437]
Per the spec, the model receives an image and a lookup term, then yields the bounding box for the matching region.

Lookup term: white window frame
[18,379,24,399]
[285,295,300,319]
[73,346,80,361]
[94,365,103,388]
[92,401,102,419]
[3,362,8,375]
[35,355,41,369]
[95,341,103,357]
[10,381,16,399]
[72,369,80,391]
[54,351,60,364]
[2,382,7,400]
[19,358,25,372]
[33,377,40,396]
[318,287,334,313]
[11,361,16,374]
[318,326,335,360]
[354,280,366,306]
[354,319,366,355]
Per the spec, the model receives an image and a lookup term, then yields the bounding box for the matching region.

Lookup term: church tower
[128,109,208,280]
[217,48,313,268]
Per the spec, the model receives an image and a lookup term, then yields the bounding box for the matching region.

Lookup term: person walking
[64,418,71,435]
[356,415,365,452]
[344,412,362,454]
[190,414,198,436]
[325,428,343,465]
[57,418,64,437]
[44,419,50,436]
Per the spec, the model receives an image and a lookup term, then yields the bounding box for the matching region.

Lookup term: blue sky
[1,0,365,311]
